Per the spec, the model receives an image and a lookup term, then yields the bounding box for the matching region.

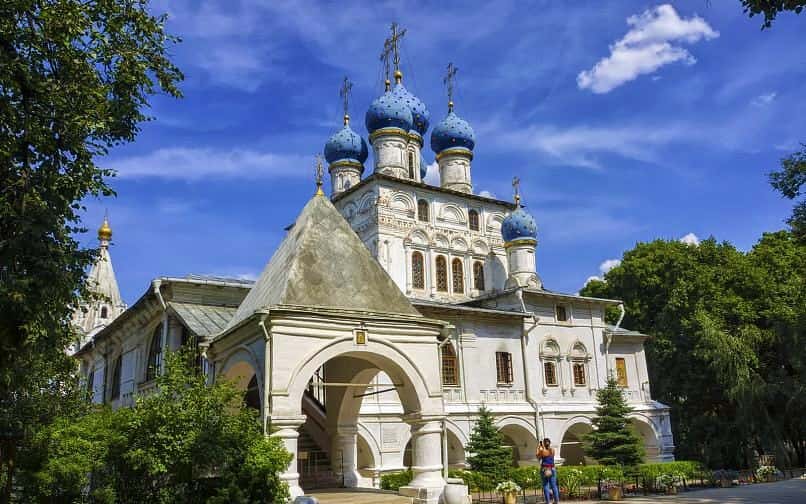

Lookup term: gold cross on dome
[512,176,521,205]
[339,76,352,124]
[315,154,324,195]
[386,22,406,73]
[444,62,458,112]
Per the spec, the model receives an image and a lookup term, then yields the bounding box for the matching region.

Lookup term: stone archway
[560,422,593,466]
[446,428,467,469]
[271,339,445,500]
[218,351,262,413]
[630,417,661,461]
[498,419,538,466]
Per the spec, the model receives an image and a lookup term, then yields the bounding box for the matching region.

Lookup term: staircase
[299,390,340,489]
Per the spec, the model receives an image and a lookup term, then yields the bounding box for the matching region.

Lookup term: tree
[769,145,806,240]
[741,1,806,28]
[584,377,644,467]
[17,351,292,503]
[465,406,512,482]
[0,2,182,499]
[581,234,806,468]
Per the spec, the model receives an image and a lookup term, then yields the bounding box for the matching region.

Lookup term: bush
[557,467,586,497]
[17,351,292,503]
[449,469,496,491]
[380,469,413,491]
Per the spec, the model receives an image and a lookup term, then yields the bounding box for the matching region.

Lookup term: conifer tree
[466,406,512,482]
[584,376,645,466]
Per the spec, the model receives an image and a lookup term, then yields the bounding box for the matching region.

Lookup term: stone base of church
[399,484,445,504]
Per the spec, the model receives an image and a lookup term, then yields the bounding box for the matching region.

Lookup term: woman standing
[537,438,559,504]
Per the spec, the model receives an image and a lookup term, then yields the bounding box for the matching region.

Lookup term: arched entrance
[498,421,538,466]
[630,417,661,461]
[218,353,262,413]
[269,339,446,500]
[560,422,593,465]
[446,428,466,469]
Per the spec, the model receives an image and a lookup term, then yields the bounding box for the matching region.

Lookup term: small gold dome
[98,216,112,241]
[394,69,403,83]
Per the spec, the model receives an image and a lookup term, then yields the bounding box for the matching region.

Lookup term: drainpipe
[151,279,168,373]
[604,303,626,376]
[258,313,272,434]
[516,288,544,452]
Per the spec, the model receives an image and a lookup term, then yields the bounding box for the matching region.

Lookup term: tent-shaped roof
[225,193,420,331]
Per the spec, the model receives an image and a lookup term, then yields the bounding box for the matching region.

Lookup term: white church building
[73,28,674,503]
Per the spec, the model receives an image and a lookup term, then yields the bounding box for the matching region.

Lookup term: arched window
[468,210,479,231]
[417,199,429,222]
[412,251,425,289]
[145,323,163,382]
[544,362,558,386]
[573,363,586,387]
[473,261,485,291]
[452,258,464,294]
[408,151,415,179]
[100,306,108,319]
[441,343,459,386]
[110,355,122,400]
[435,255,448,292]
[244,375,261,411]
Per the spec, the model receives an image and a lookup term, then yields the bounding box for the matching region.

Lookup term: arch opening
[560,422,593,466]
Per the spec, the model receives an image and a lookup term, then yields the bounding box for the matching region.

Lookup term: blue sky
[81,0,805,304]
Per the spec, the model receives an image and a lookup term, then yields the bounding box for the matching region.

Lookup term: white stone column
[400,415,446,503]
[332,425,361,488]
[269,415,307,499]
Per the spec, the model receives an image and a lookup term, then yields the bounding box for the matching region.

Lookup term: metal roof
[169,302,236,337]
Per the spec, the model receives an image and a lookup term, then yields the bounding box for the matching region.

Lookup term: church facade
[73,29,674,503]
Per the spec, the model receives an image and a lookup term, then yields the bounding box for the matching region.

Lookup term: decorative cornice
[504,237,537,249]
[370,127,409,142]
[435,147,473,162]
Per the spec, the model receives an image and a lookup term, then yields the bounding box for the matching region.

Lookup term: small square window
[556,305,569,322]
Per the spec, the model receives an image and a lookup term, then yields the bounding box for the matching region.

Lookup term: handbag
[543,467,553,478]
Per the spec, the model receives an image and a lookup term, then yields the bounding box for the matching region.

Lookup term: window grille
[441,344,459,386]
[544,361,558,386]
[473,261,485,290]
[496,352,513,384]
[452,258,464,294]
[436,256,448,292]
[412,252,425,289]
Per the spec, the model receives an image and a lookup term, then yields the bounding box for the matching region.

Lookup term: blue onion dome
[502,204,537,243]
[365,87,414,134]
[324,118,368,166]
[430,110,475,154]
[392,83,430,135]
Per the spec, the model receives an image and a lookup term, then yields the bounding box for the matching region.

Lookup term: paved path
[613,478,806,504]
[307,488,412,503]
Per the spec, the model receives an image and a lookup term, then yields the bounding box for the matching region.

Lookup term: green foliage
[465,406,513,482]
[741,0,806,28]
[0,0,182,497]
[584,377,644,467]
[449,469,496,491]
[769,144,806,240]
[17,351,291,504]
[379,469,413,491]
[580,233,806,469]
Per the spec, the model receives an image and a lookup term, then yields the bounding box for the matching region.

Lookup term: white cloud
[577,4,718,94]
[423,161,440,185]
[679,232,700,245]
[478,190,496,199]
[751,92,777,107]
[109,147,310,180]
[599,258,622,275]
[491,122,693,169]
